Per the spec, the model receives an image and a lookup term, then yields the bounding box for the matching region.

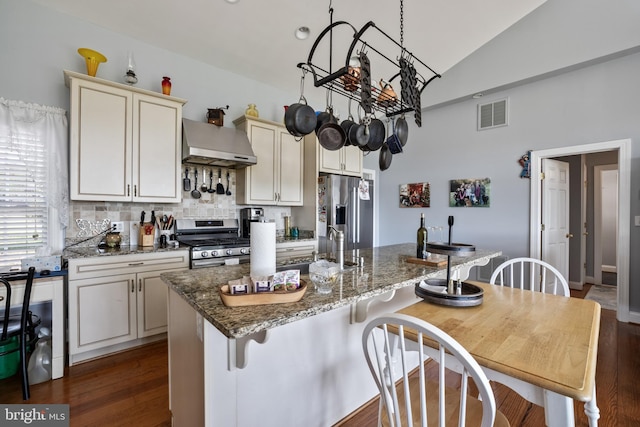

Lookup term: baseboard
[585,275,595,284]
[69,333,166,366]
[628,310,640,325]
[569,280,583,290]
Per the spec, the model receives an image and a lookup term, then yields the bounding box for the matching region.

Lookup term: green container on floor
[0,336,20,379]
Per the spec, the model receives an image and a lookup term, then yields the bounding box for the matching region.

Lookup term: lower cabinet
[67,251,188,364]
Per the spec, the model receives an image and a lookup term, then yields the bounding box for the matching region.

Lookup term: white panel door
[71,274,137,352]
[277,129,303,205]
[137,270,171,337]
[541,158,570,289]
[71,81,132,200]
[133,94,182,202]
[247,123,277,204]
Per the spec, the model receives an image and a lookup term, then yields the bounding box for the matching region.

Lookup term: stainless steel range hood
[182,118,257,168]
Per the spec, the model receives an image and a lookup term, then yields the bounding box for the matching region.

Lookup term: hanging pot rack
[296,19,441,120]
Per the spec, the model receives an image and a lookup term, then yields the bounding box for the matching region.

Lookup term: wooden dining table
[395,281,601,427]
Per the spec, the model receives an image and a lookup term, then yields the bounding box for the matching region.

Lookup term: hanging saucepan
[349,104,370,147]
[285,73,316,138]
[317,118,346,151]
[366,114,385,151]
[395,114,409,146]
[339,99,355,146]
[317,91,346,151]
[315,90,334,134]
[379,142,392,171]
[386,119,404,155]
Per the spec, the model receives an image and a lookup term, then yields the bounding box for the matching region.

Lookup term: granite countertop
[161,243,501,339]
[63,243,188,260]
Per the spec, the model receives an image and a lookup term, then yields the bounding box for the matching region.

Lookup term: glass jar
[105,232,122,248]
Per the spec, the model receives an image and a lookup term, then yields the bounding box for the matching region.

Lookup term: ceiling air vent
[478,98,508,130]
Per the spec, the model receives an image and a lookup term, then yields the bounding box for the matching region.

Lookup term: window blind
[0,129,49,271]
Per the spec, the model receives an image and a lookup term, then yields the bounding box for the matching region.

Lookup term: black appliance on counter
[174,218,250,269]
[240,207,264,238]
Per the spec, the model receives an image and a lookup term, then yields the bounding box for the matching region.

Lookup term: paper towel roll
[250,221,276,277]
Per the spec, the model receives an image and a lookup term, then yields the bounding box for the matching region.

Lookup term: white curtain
[0,98,68,253]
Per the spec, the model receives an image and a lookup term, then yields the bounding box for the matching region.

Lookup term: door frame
[594,164,619,285]
[529,139,631,322]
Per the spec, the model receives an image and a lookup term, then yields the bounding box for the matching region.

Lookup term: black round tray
[426,242,476,257]
[414,280,483,307]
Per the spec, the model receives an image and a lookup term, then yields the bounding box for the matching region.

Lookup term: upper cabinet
[234,116,304,206]
[65,70,186,202]
[319,144,362,177]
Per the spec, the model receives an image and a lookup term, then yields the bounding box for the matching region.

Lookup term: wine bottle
[416,213,428,259]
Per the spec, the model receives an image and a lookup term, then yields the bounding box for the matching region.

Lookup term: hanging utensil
[379,142,392,171]
[191,169,201,199]
[359,51,372,114]
[395,114,409,146]
[226,172,232,196]
[216,168,225,194]
[208,170,215,193]
[182,168,191,191]
[200,167,208,192]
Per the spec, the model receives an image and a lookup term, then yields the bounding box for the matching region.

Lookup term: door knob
[566,233,574,238]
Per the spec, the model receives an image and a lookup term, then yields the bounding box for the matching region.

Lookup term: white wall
[365,51,640,310]
[0,0,299,125]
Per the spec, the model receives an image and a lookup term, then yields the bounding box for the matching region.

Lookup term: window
[0,99,68,272]
[0,130,48,270]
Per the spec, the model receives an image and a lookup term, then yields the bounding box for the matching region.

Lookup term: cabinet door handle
[134,185,137,197]
[128,262,144,266]
[127,184,130,197]
[131,280,134,293]
[138,278,142,292]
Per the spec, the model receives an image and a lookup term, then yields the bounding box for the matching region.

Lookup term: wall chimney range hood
[182,118,257,168]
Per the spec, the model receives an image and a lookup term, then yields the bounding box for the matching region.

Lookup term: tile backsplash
[66,168,293,247]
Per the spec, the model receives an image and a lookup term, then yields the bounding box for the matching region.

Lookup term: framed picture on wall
[400,182,430,208]
[449,178,491,207]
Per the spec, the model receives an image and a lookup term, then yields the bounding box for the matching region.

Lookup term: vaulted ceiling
[32,0,547,94]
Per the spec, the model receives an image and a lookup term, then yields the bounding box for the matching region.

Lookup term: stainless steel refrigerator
[317,174,374,255]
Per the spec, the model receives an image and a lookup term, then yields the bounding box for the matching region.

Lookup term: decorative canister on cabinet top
[105,232,122,248]
[245,104,259,117]
[162,77,172,95]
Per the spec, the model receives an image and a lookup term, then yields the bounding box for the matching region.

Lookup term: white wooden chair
[489,257,570,296]
[362,313,510,427]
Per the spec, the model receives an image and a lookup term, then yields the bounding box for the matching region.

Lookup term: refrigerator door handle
[353,187,359,243]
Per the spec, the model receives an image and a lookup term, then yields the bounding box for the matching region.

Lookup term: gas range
[174,218,250,269]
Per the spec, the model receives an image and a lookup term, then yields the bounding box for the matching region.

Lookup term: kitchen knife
[140,211,145,226]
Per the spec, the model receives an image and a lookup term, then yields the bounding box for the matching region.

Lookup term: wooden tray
[406,257,448,267]
[219,280,307,307]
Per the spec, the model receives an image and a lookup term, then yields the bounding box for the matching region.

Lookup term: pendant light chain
[400,0,404,51]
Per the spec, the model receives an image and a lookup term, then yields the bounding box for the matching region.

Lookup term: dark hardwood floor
[0,283,637,426]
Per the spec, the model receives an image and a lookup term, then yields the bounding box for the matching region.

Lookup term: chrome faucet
[328,225,344,270]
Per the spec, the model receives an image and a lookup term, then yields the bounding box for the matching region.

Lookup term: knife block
[139,223,156,247]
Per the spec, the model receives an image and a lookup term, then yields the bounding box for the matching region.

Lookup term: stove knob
[201,251,209,258]
[210,250,218,257]
[226,249,234,256]
[240,248,249,255]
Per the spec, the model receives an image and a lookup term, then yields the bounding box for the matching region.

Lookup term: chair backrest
[489,257,569,296]
[0,267,36,341]
[362,313,497,427]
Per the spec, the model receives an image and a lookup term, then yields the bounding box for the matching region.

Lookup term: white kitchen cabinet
[65,70,186,203]
[234,116,304,206]
[319,144,363,177]
[67,250,188,364]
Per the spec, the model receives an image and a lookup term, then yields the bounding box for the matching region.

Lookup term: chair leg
[19,330,30,400]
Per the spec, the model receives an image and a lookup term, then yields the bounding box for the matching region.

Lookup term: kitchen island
[161,243,500,427]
